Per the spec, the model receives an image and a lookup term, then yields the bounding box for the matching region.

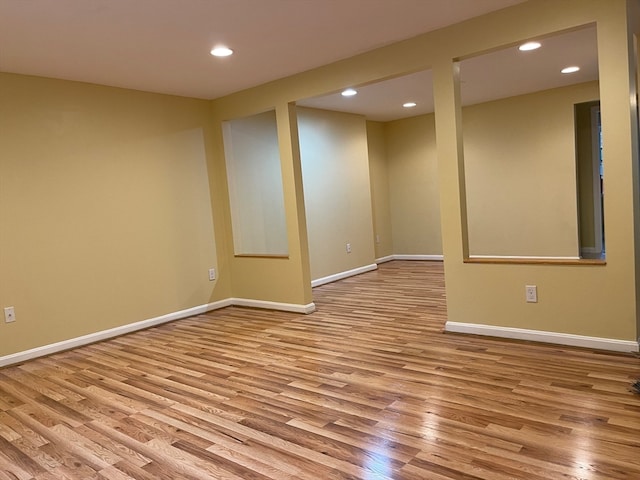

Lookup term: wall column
[276,102,313,306]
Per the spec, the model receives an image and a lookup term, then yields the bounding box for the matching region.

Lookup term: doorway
[575,100,605,259]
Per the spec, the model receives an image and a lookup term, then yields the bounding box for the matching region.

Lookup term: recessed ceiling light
[403,102,417,108]
[210,46,233,57]
[519,41,541,51]
[341,88,357,97]
[561,66,580,74]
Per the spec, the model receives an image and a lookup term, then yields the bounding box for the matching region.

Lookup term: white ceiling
[300,26,599,121]
[0,1,597,122]
[0,0,525,100]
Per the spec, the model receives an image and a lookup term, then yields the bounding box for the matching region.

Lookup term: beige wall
[385,113,442,256]
[210,0,639,342]
[0,73,227,358]
[436,1,638,341]
[3,0,639,359]
[463,81,600,257]
[366,121,393,259]
[298,107,376,280]
[223,110,288,255]
[629,1,640,339]
[575,100,601,252]
[211,102,313,306]
[379,83,598,260]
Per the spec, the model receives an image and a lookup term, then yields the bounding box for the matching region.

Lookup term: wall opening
[222,110,289,256]
[575,101,604,259]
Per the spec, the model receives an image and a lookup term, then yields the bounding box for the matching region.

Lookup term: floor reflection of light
[572,436,596,479]
[360,406,442,478]
[362,449,393,480]
[421,410,441,441]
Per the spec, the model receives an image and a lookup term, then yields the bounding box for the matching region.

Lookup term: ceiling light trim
[211,46,234,57]
[518,41,541,51]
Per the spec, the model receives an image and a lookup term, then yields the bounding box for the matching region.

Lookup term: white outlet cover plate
[525,285,537,303]
[4,307,16,323]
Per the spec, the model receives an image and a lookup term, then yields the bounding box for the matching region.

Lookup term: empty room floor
[0,261,639,479]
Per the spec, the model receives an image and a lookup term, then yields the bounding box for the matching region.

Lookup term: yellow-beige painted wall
[463,81,600,257]
[211,102,313,306]
[378,82,598,260]
[435,1,639,341]
[222,110,288,255]
[385,113,442,256]
[2,0,639,360]
[298,107,376,280]
[211,0,639,342]
[575,99,601,253]
[0,73,227,358]
[366,121,393,260]
[627,0,640,339]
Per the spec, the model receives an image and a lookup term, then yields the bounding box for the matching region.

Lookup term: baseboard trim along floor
[445,321,639,353]
[311,263,378,287]
[0,297,316,367]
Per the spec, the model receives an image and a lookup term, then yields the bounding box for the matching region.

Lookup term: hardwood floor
[1,260,640,479]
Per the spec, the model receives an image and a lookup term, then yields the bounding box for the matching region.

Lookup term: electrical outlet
[4,306,16,323]
[208,268,216,281]
[525,285,537,303]
[346,243,352,253]
[375,234,380,244]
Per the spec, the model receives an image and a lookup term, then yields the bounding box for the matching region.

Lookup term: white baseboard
[468,255,581,261]
[375,255,394,264]
[445,321,639,353]
[311,263,378,287]
[392,254,444,261]
[0,299,233,368]
[231,298,316,314]
[0,296,319,368]
[311,257,444,287]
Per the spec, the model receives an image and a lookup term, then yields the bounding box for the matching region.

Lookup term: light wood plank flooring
[1,260,640,479]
